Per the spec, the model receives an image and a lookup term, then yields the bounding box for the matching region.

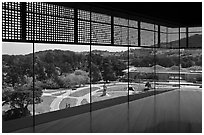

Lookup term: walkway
[49,84,104,111]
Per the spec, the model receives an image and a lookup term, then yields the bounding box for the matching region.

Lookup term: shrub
[40,79,60,89]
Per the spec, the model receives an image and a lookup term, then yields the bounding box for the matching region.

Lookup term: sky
[2,42,130,55]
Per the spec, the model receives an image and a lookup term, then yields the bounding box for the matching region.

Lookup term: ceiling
[53,2,201,28]
[87,2,202,27]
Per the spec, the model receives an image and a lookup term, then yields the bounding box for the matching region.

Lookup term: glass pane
[129,28,138,46]
[160,32,168,47]
[160,26,167,33]
[91,47,129,133]
[129,19,138,28]
[91,22,111,44]
[167,33,179,48]
[114,26,128,45]
[156,48,180,90]
[141,30,154,46]
[2,42,33,121]
[114,17,128,26]
[189,27,202,32]
[129,47,155,132]
[155,49,180,131]
[91,46,128,103]
[180,49,202,85]
[91,12,111,24]
[33,44,90,115]
[188,32,202,48]
[141,22,154,31]
[168,28,179,33]
[180,28,186,33]
[180,32,187,48]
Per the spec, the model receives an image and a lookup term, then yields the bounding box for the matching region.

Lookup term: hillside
[160,33,202,48]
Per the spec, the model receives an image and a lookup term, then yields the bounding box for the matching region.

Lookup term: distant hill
[160,33,202,48]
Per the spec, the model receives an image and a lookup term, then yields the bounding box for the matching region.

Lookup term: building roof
[123,65,201,74]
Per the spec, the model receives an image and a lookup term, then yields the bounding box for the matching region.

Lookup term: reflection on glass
[180,49,202,85]
[2,43,34,121]
[188,32,202,48]
[188,27,202,32]
[141,30,154,46]
[129,48,155,90]
[141,22,154,31]
[32,44,90,115]
[167,33,179,48]
[180,32,187,48]
[160,32,167,47]
[129,47,155,132]
[129,28,138,46]
[168,28,179,33]
[156,49,180,90]
[91,46,128,103]
[160,26,167,33]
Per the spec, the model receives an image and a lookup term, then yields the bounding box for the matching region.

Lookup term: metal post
[20,2,26,41]
[32,2,35,133]
[74,8,78,44]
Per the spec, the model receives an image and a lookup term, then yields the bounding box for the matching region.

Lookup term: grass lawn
[59,98,78,109]
[52,91,67,96]
[70,87,99,97]
[28,96,56,114]
[81,99,89,105]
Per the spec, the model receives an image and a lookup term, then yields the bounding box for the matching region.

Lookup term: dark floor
[13,87,202,133]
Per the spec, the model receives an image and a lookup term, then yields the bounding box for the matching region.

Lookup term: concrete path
[46,82,177,112]
[50,85,103,111]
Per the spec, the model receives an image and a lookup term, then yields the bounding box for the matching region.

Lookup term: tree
[74,70,90,86]
[101,58,116,82]
[2,77,43,121]
[91,63,102,83]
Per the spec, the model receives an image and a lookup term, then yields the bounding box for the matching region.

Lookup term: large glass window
[91,46,128,103]
[114,17,138,46]
[33,44,90,115]
[156,48,180,89]
[180,28,187,48]
[160,26,168,48]
[129,47,155,132]
[2,2,202,133]
[167,28,179,48]
[2,42,34,121]
[188,27,202,48]
[141,22,158,47]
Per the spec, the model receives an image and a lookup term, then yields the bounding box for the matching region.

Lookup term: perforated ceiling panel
[2,2,200,49]
[2,2,21,40]
[78,20,90,43]
[91,12,111,24]
[78,10,90,43]
[91,22,111,44]
[114,17,138,46]
[26,2,74,42]
[78,9,90,21]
